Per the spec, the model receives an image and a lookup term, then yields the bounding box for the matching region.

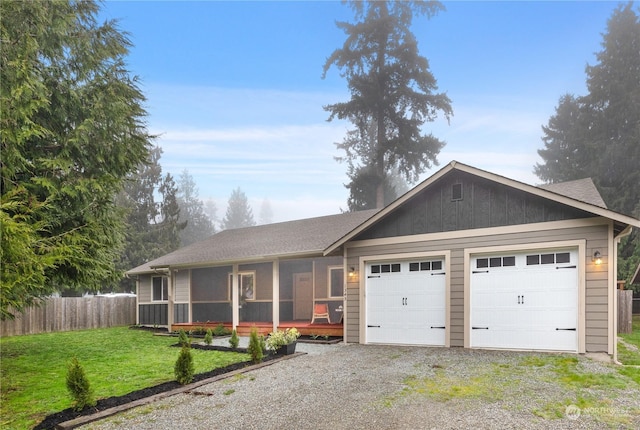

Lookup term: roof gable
[352,169,596,241]
[325,161,640,254]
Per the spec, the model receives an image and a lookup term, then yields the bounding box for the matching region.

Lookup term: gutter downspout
[613,225,633,365]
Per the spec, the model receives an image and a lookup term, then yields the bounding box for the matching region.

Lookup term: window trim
[229,271,256,302]
[151,276,168,302]
[328,266,344,298]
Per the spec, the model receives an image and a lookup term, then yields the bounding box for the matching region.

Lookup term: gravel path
[80,340,639,430]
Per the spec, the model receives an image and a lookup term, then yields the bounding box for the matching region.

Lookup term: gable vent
[452,183,463,201]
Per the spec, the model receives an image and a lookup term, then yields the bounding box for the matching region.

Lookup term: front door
[293,272,313,320]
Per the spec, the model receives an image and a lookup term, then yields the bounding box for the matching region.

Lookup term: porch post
[232,264,239,330]
[343,247,348,344]
[167,269,174,331]
[272,259,280,331]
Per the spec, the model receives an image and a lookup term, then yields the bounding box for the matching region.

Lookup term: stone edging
[56,352,306,429]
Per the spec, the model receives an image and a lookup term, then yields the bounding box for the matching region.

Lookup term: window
[329,267,344,298]
[477,256,515,269]
[556,252,570,264]
[526,255,540,265]
[489,257,502,267]
[502,256,516,267]
[526,252,572,266]
[152,276,168,301]
[452,183,463,201]
[229,272,256,301]
[541,253,555,264]
[409,260,443,272]
[370,263,401,274]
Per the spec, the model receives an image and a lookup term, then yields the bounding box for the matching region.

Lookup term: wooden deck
[171,321,343,337]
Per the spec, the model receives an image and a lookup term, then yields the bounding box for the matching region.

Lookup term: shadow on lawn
[34,346,276,430]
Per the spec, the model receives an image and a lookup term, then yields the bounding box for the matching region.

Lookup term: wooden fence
[618,290,633,334]
[0,296,136,337]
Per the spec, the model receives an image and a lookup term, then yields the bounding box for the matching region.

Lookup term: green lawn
[618,314,640,366]
[0,326,249,429]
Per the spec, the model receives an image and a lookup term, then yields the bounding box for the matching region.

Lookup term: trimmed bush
[177,329,190,347]
[66,357,96,411]
[247,327,264,363]
[174,345,194,385]
[229,329,239,349]
[204,328,213,345]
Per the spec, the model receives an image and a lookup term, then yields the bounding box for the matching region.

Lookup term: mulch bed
[33,350,277,430]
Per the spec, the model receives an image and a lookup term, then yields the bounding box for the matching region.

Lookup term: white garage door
[470,248,578,352]
[366,259,446,346]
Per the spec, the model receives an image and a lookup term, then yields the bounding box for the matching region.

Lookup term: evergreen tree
[221,188,255,230]
[323,0,452,208]
[1,0,151,319]
[534,94,594,184]
[66,357,96,411]
[535,3,640,285]
[116,147,184,290]
[176,169,215,246]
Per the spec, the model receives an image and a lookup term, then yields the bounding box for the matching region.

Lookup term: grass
[618,314,640,365]
[0,326,249,429]
[522,355,629,389]
[383,352,639,427]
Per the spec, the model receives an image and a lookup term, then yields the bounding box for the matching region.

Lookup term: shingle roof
[127,209,378,275]
[538,178,608,209]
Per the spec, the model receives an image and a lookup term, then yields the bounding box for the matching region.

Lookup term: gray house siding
[356,171,595,241]
[346,222,610,352]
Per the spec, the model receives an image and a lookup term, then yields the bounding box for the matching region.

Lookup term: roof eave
[137,249,327,272]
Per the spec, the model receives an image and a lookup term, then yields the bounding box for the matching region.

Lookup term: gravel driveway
[80,340,639,430]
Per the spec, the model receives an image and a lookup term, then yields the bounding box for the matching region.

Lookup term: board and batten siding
[345,220,610,352]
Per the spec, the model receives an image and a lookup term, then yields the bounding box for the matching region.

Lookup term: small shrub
[229,329,239,349]
[174,345,194,385]
[177,329,190,347]
[204,328,213,345]
[247,327,264,363]
[214,323,230,336]
[66,357,96,411]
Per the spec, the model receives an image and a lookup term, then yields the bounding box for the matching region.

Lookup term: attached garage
[365,258,447,346]
[330,161,640,356]
[469,248,579,352]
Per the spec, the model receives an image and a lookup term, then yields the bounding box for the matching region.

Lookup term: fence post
[618,290,633,334]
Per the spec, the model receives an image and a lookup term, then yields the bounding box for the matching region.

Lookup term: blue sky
[99,1,618,223]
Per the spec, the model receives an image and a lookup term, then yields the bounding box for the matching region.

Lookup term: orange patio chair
[311,303,330,324]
